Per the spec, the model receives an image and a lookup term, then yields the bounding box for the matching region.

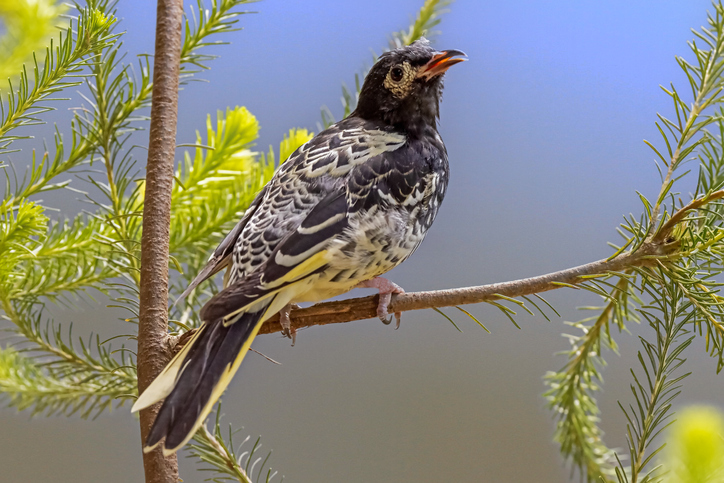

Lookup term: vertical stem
[136,0,183,482]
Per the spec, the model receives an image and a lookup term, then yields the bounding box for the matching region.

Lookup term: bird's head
[353,38,466,134]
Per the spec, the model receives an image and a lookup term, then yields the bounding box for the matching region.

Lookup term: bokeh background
[2,0,723,481]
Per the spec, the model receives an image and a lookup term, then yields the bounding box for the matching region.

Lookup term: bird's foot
[355,278,405,329]
[279,303,299,346]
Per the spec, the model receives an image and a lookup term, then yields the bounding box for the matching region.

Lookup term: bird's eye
[383,62,413,97]
[390,66,404,82]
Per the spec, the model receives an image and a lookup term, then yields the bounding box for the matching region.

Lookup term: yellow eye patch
[383,62,415,98]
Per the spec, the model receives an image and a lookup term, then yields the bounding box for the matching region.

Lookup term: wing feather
[181,117,407,312]
[175,184,269,302]
[200,190,349,323]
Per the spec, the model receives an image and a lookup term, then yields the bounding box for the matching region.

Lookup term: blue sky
[1,1,721,482]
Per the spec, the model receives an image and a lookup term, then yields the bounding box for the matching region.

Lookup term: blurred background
[1,0,723,481]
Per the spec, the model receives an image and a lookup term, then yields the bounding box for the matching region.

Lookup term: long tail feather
[136,255,323,455]
[131,326,207,412]
[142,308,268,455]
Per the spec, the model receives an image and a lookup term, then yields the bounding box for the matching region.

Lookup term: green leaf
[0,5,117,149]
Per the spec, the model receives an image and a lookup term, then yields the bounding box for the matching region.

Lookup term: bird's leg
[279,303,297,346]
[355,277,405,329]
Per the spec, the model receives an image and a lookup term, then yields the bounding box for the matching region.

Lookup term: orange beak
[417,49,467,80]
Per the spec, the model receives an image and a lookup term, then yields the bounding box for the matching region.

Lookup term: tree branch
[256,241,673,335]
[256,190,724,336]
[136,0,183,482]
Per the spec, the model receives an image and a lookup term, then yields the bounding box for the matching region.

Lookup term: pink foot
[355,277,405,329]
[279,304,297,346]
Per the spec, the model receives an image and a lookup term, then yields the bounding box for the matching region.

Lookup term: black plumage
[133,38,466,455]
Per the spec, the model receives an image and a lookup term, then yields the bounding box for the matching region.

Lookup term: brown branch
[254,190,724,336]
[256,241,673,335]
[136,0,183,482]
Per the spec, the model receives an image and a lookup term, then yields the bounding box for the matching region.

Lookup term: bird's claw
[379,313,402,329]
[279,304,297,346]
[356,277,405,329]
[281,327,296,347]
[376,292,403,328]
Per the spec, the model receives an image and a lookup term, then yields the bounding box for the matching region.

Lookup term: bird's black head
[352,38,466,135]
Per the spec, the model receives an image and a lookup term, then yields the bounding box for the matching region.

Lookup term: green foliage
[660,406,724,483]
[0,5,117,151]
[544,277,636,481]
[188,406,282,483]
[277,128,313,162]
[0,0,68,80]
[613,279,693,483]
[392,0,450,47]
[543,2,724,481]
[0,346,134,417]
[0,200,47,260]
[170,107,269,260]
[181,0,257,76]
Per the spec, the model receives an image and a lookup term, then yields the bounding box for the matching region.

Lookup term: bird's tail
[132,307,269,455]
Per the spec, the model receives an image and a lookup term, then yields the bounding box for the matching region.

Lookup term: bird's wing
[176,184,270,303]
[199,189,348,323]
[179,117,407,302]
[199,119,410,323]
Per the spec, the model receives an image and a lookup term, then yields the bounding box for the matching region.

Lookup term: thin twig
[197,426,252,483]
[655,189,724,240]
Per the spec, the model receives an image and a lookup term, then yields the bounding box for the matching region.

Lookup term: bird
[132,38,466,455]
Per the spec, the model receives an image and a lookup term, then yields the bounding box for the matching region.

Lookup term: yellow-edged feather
[132,326,207,413]
[276,250,330,284]
[159,293,284,455]
[220,250,330,325]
